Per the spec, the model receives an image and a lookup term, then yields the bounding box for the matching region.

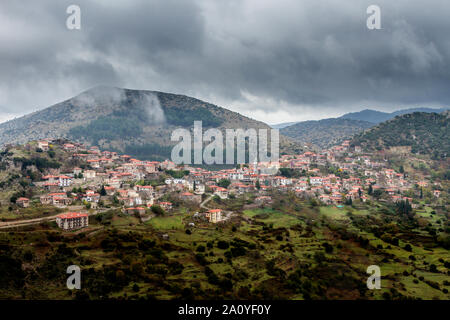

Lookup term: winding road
[0,206,104,230]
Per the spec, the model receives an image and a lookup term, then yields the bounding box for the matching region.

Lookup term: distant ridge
[270,122,298,129]
[280,118,373,148]
[271,107,448,129]
[352,112,449,159]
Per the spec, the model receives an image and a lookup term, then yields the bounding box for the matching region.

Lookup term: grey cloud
[0,0,449,124]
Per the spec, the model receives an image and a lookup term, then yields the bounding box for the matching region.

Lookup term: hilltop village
[2,138,444,230]
[1,138,448,301]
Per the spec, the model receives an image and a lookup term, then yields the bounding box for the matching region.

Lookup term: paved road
[199,193,234,222]
[200,193,214,209]
[0,213,62,229]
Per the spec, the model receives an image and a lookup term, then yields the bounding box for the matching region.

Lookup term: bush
[323,242,333,253]
[230,246,247,257]
[217,241,229,250]
[195,253,207,266]
[168,261,184,275]
[219,279,233,291]
[150,205,165,216]
[217,179,231,189]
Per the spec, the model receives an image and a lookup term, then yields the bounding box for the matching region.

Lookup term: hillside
[352,112,450,159]
[280,118,373,149]
[340,107,448,124]
[0,139,77,206]
[271,107,448,129]
[0,86,300,160]
[0,139,448,300]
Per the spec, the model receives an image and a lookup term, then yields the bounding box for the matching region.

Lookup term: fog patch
[72,86,126,107]
[142,93,166,124]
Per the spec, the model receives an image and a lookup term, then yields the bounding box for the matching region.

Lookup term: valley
[0,118,448,300]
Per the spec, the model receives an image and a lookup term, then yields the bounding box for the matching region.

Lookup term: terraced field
[0,194,448,300]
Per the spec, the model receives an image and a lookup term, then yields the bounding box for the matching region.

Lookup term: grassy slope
[1,196,448,300]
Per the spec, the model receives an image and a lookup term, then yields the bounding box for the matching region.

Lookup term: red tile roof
[58,212,88,219]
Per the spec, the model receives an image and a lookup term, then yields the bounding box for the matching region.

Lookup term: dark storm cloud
[0,0,449,123]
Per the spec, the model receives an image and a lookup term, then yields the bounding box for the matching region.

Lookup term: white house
[310,177,323,186]
[58,175,72,187]
[206,209,222,223]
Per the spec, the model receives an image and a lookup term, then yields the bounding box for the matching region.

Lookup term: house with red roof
[63,143,76,152]
[38,140,49,151]
[16,197,30,208]
[56,212,88,230]
[205,209,222,223]
[158,202,173,210]
[58,175,72,187]
[214,187,229,199]
[180,192,201,203]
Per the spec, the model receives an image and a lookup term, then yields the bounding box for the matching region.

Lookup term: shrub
[217,241,229,250]
[195,253,207,266]
[150,205,165,216]
[323,242,333,253]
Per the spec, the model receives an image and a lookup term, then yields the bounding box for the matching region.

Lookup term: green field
[243,208,301,228]
[146,215,184,230]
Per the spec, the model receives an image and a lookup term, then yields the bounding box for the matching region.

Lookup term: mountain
[270,122,299,129]
[340,107,448,124]
[274,107,448,129]
[280,118,373,149]
[352,112,450,159]
[0,86,299,160]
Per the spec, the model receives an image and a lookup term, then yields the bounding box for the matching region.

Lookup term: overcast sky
[1,0,449,124]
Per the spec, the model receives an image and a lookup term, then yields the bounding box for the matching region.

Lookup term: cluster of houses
[20,139,444,230]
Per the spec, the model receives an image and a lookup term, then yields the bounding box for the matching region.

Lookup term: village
[9,138,444,231]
